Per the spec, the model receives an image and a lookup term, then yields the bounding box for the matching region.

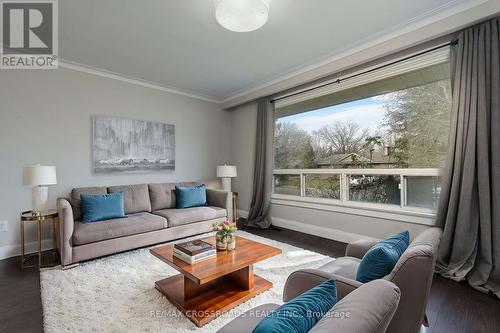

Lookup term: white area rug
[40,231,333,332]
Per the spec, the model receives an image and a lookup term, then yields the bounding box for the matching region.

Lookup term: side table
[20,210,59,269]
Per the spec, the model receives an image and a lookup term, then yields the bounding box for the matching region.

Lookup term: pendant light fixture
[215,0,270,32]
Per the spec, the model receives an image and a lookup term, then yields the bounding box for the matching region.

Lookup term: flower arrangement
[211,219,237,233]
[211,220,237,251]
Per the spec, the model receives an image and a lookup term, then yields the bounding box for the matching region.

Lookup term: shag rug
[40,231,333,332]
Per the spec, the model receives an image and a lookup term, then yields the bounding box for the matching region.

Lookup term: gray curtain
[436,17,500,298]
[246,98,274,229]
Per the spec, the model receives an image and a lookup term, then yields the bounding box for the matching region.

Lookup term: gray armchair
[217,279,400,333]
[284,227,442,333]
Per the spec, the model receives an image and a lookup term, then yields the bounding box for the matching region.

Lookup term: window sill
[270,194,437,226]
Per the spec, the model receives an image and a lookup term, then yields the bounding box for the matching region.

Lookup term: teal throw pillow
[253,279,337,333]
[81,192,125,223]
[175,184,207,209]
[356,231,410,283]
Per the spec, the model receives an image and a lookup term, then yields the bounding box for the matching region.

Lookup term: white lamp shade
[217,165,237,178]
[215,0,270,32]
[23,165,57,186]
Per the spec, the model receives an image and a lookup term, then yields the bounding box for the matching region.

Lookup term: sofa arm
[345,239,379,259]
[283,269,363,302]
[334,274,364,301]
[57,198,74,266]
[310,280,400,333]
[206,189,232,219]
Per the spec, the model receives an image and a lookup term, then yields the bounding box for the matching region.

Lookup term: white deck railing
[272,168,442,215]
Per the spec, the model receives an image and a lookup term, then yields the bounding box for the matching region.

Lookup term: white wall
[0,68,231,258]
[230,103,430,243]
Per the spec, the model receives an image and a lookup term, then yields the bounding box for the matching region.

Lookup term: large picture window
[272,49,452,215]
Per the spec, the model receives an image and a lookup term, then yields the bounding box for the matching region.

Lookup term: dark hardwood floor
[1,226,499,333]
[0,256,43,333]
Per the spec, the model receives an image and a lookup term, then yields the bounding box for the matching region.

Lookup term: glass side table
[20,210,59,269]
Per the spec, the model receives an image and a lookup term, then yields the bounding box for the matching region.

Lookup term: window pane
[349,175,400,205]
[406,176,441,209]
[274,175,301,196]
[273,77,452,170]
[304,174,340,199]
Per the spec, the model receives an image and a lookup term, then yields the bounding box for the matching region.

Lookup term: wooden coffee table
[150,236,282,327]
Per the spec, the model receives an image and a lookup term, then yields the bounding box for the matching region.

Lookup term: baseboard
[238,209,249,219]
[270,216,378,243]
[238,209,376,243]
[0,239,55,260]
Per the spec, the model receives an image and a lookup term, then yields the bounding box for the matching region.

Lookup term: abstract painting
[93,116,175,172]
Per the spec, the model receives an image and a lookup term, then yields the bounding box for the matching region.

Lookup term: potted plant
[211,220,237,251]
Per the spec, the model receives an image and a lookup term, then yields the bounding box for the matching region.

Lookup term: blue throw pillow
[81,192,125,223]
[253,280,337,333]
[175,185,207,209]
[356,231,410,283]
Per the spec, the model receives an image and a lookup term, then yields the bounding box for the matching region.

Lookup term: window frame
[271,48,452,226]
[272,167,441,225]
[272,169,442,226]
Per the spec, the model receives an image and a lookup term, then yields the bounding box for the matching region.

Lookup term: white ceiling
[59,0,497,103]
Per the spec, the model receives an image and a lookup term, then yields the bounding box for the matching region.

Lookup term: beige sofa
[57,182,231,267]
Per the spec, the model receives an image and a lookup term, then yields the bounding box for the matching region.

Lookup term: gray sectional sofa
[57,182,231,267]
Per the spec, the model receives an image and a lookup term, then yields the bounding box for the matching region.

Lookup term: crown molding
[222,0,497,109]
[58,60,222,104]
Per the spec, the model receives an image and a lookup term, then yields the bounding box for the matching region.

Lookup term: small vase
[215,231,236,251]
[226,232,236,251]
[216,231,227,251]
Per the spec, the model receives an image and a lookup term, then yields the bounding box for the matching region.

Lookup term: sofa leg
[62,262,79,270]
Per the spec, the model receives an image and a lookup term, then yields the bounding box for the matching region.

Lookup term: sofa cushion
[149,182,200,211]
[81,192,125,223]
[356,230,409,283]
[253,280,337,333]
[71,186,108,220]
[73,213,167,245]
[152,206,226,227]
[318,257,361,280]
[108,184,151,214]
[149,183,177,211]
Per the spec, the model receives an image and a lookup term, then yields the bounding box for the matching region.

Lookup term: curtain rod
[269,40,458,104]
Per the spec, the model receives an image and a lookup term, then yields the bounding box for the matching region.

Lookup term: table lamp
[23,164,57,215]
[216,165,237,192]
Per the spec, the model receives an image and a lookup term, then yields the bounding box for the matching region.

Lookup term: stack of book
[173,239,216,264]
